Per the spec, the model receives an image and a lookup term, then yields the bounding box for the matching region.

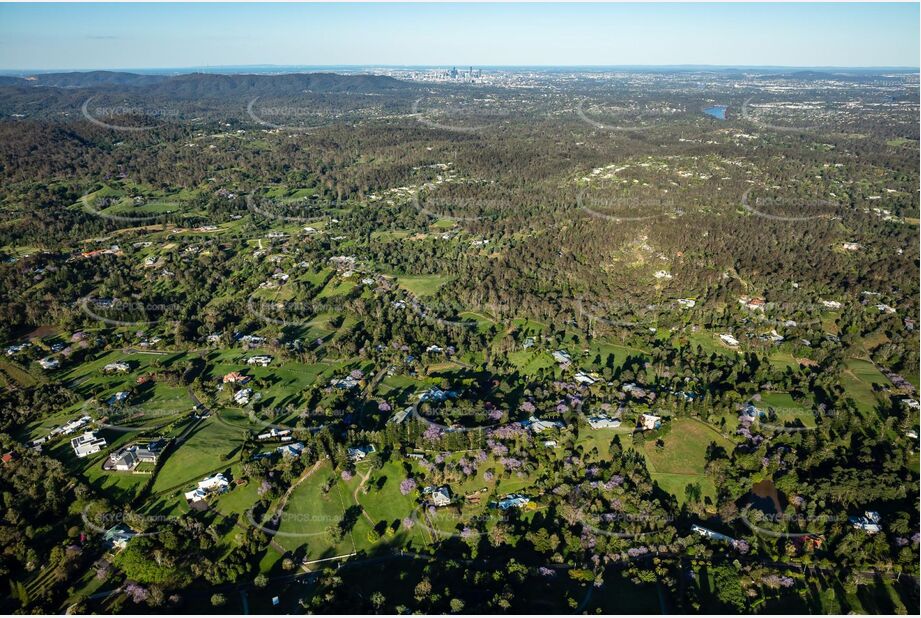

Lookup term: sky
[0,2,918,71]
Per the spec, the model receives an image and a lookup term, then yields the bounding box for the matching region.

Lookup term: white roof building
[71,431,106,458]
[497,494,530,510]
[587,416,621,429]
[38,357,60,370]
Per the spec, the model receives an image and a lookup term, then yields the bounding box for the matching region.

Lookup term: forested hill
[2,70,415,94]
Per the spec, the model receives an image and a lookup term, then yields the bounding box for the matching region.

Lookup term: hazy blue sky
[0,2,918,70]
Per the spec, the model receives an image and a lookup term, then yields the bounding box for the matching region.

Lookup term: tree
[211,593,227,607]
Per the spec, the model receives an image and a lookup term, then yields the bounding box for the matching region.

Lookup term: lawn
[840,358,892,414]
[642,417,733,505]
[151,417,244,494]
[757,392,816,428]
[273,460,357,558]
[508,349,555,375]
[396,274,451,297]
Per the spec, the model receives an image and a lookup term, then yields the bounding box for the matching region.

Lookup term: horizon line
[2,63,919,75]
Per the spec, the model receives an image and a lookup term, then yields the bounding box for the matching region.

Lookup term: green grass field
[840,358,892,413]
[272,461,358,558]
[642,417,733,505]
[396,274,451,297]
[151,417,243,494]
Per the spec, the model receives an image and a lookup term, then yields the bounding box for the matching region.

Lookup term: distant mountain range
[0,70,415,95]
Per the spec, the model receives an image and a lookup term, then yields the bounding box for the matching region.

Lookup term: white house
[389,407,414,424]
[185,473,230,502]
[523,416,564,434]
[588,416,621,429]
[639,414,662,431]
[103,361,131,373]
[234,388,253,405]
[71,431,107,458]
[247,355,273,367]
[552,350,572,365]
[497,494,530,510]
[38,357,60,370]
[425,485,452,507]
[103,524,135,551]
[574,371,598,386]
[850,511,882,534]
[347,444,376,462]
[277,442,304,458]
[257,428,291,441]
[719,334,739,347]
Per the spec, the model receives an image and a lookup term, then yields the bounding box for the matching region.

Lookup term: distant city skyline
[0,2,918,71]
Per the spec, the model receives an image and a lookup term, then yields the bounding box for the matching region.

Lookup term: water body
[703,105,727,120]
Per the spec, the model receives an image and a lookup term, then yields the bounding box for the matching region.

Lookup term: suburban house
[587,415,621,429]
[497,494,530,510]
[347,444,376,462]
[222,371,250,384]
[418,387,456,403]
[277,442,304,458]
[849,511,882,534]
[574,371,598,385]
[103,361,131,373]
[184,473,230,503]
[38,357,60,370]
[389,407,414,424]
[109,442,161,471]
[53,415,92,436]
[552,350,572,365]
[425,485,452,507]
[103,524,136,551]
[331,375,360,390]
[821,300,843,310]
[738,296,766,311]
[639,413,662,431]
[523,416,564,434]
[719,333,739,347]
[247,355,273,367]
[233,388,253,405]
[71,431,107,458]
[426,344,444,354]
[107,391,129,405]
[256,428,291,441]
[676,298,696,308]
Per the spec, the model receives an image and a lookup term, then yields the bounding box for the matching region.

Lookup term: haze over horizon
[0,2,918,71]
